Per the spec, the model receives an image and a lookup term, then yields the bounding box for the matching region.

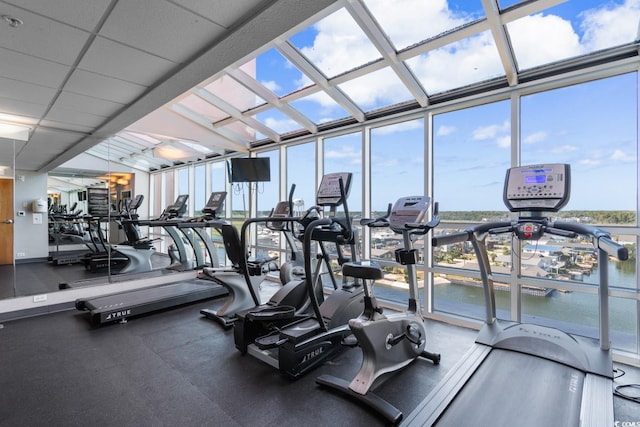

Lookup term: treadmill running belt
[435,349,584,427]
[79,279,226,325]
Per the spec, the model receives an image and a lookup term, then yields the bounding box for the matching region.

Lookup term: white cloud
[551,145,578,154]
[288,0,639,117]
[325,145,360,160]
[611,148,636,162]
[496,135,510,148]
[523,131,548,144]
[261,80,281,92]
[579,158,601,166]
[263,116,300,134]
[406,31,504,93]
[437,125,456,136]
[580,0,640,50]
[507,14,583,70]
[338,67,413,107]
[472,120,509,140]
[364,0,474,48]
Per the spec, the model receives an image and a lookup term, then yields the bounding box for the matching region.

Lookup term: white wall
[14,171,48,260]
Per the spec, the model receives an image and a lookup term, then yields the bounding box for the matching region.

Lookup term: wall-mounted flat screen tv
[230,158,271,183]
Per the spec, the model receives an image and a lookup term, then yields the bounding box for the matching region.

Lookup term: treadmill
[61,195,197,289]
[74,194,229,326]
[403,164,628,427]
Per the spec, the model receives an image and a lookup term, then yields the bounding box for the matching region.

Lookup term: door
[0,178,14,265]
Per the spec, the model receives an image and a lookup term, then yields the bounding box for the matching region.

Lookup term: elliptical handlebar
[360,203,392,228]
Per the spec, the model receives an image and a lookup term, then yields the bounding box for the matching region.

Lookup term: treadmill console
[388,196,431,233]
[202,191,227,217]
[503,164,570,212]
[167,194,189,217]
[316,172,352,206]
[266,200,291,231]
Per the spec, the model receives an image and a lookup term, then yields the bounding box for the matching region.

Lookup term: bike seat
[342,261,383,281]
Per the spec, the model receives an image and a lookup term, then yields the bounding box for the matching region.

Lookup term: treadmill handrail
[433,219,628,261]
[433,217,628,348]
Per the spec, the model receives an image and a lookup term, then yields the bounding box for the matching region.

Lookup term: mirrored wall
[0,136,15,299]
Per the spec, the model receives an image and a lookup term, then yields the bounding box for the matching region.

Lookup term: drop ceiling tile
[45,105,107,128]
[0,77,57,104]
[78,37,178,86]
[174,0,268,27]
[65,69,147,104]
[16,128,84,169]
[5,0,113,31]
[54,91,124,118]
[0,47,69,88]
[0,96,48,119]
[0,3,91,66]
[99,0,226,63]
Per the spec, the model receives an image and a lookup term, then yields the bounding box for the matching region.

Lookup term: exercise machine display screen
[388,196,431,232]
[503,163,570,213]
[202,191,227,216]
[317,172,352,206]
[168,194,189,217]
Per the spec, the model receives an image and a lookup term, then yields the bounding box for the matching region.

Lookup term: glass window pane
[507,1,640,71]
[194,165,206,215]
[324,132,362,213]
[289,8,382,78]
[253,47,304,97]
[521,74,637,222]
[433,100,511,215]
[337,67,415,111]
[434,276,511,320]
[611,296,638,354]
[289,91,351,125]
[153,173,162,217]
[253,109,304,135]
[406,30,505,95]
[178,94,229,122]
[165,170,175,208]
[371,118,424,210]
[287,142,317,215]
[177,168,189,196]
[365,0,485,50]
[433,100,512,319]
[256,151,279,215]
[203,74,265,111]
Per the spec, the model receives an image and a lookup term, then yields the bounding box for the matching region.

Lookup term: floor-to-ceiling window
[519,74,638,353]
[253,150,280,259]
[148,71,640,360]
[323,132,364,279]
[368,118,426,306]
[432,100,513,319]
[193,164,206,215]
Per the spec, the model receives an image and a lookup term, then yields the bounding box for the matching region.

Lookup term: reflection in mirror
[0,136,15,299]
[41,171,134,292]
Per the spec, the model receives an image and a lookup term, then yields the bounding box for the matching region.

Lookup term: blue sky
[247,1,639,213]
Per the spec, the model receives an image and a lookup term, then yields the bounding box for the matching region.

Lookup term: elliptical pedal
[247,305,296,321]
[254,331,288,350]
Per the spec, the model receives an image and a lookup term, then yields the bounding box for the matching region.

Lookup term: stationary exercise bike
[317,196,441,424]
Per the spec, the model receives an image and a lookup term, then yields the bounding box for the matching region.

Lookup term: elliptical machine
[316,196,441,424]
[234,172,365,378]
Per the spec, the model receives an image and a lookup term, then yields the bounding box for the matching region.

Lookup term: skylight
[88,0,640,171]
